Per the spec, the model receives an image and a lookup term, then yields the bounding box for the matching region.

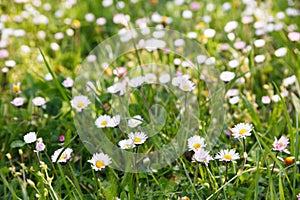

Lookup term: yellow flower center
[239,129,247,135]
[183,85,189,90]
[134,121,138,124]
[134,137,141,143]
[77,102,84,108]
[148,78,153,82]
[224,154,232,160]
[193,143,201,149]
[101,120,107,126]
[13,85,20,93]
[125,143,131,147]
[59,155,67,160]
[96,160,105,168]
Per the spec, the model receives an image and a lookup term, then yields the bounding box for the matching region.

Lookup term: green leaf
[45,97,62,116]
[10,140,25,148]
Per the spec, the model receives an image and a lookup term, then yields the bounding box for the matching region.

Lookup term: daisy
[187,135,206,152]
[113,66,127,77]
[179,79,195,92]
[288,32,300,42]
[11,97,25,107]
[204,28,216,38]
[231,123,253,139]
[118,139,135,149]
[62,77,74,88]
[95,115,111,128]
[192,148,213,166]
[254,39,266,48]
[274,47,287,57]
[107,115,120,127]
[254,55,266,63]
[215,149,239,162]
[32,97,46,107]
[51,148,73,163]
[128,132,148,145]
[88,152,112,171]
[229,96,240,105]
[107,82,126,95]
[145,73,157,84]
[172,75,190,87]
[128,76,145,88]
[272,136,289,153]
[12,82,21,94]
[228,59,240,68]
[282,75,296,87]
[159,74,170,84]
[262,96,271,104]
[71,96,91,112]
[220,71,235,82]
[24,132,37,144]
[35,140,46,152]
[128,115,143,128]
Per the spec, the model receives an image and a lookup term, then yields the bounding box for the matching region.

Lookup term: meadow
[0,0,300,199]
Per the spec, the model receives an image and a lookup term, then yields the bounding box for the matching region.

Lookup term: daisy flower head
[159,74,171,84]
[24,132,37,144]
[62,77,74,88]
[187,135,206,152]
[128,115,143,128]
[272,136,289,153]
[231,123,253,139]
[12,82,21,94]
[220,71,235,82]
[107,82,126,95]
[215,149,239,162]
[145,73,157,84]
[35,141,46,152]
[88,152,112,171]
[179,79,195,92]
[71,95,91,112]
[95,114,111,128]
[172,74,190,87]
[51,148,73,163]
[118,139,135,149]
[107,115,120,127]
[11,97,25,107]
[192,148,213,166]
[32,97,46,107]
[128,76,145,88]
[128,131,148,145]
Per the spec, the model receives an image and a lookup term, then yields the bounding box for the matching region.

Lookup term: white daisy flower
[231,123,253,139]
[11,97,25,107]
[145,73,157,84]
[215,149,239,162]
[220,71,235,82]
[128,115,143,128]
[254,39,266,48]
[283,75,297,87]
[51,148,73,163]
[229,96,240,105]
[128,132,148,145]
[262,96,271,104]
[35,140,46,152]
[107,115,120,127]
[224,21,238,33]
[254,55,266,63]
[95,115,112,128]
[274,47,287,57]
[12,82,21,94]
[228,59,240,68]
[204,28,216,38]
[88,152,112,171]
[107,82,126,95]
[71,96,91,112]
[272,136,289,153]
[118,139,135,149]
[62,77,74,88]
[172,74,190,87]
[179,79,195,92]
[128,76,145,88]
[187,135,206,152]
[159,74,171,84]
[192,148,214,166]
[24,132,37,144]
[32,97,46,107]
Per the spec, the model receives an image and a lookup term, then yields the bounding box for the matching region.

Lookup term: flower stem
[225,162,229,182]
[241,138,247,171]
[271,152,279,175]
